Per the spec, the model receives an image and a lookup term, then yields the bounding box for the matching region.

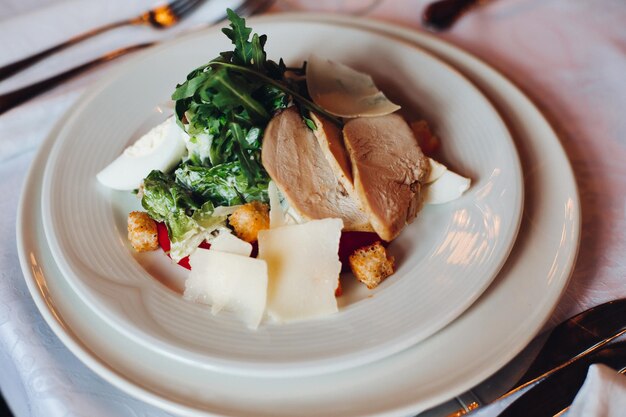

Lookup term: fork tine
[0,0,208,81]
[169,0,206,19]
[0,1,273,113]
[164,0,196,13]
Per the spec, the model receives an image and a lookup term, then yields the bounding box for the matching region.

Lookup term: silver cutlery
[0,0,207,82]
[499,341,626,416]
[422,0,482,31]
[0,0,273,115]
[441,298,626,416]
[0,43,153,115]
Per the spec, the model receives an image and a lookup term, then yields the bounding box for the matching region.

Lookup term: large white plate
[38,19,522,377]
[16,14,579,417]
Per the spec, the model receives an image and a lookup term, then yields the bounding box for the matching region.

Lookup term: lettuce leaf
[142,170,232,261]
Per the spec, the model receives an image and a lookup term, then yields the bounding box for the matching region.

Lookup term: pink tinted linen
[1,1,625,417]
[364,0,626,326]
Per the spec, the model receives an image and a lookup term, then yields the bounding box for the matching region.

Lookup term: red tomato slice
[156,222,210,270]
[338,231,383,271]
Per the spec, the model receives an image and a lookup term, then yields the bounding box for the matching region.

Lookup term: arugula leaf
[149,10,342,258]
[257,84,289,113]
[171,68,212,100]
[172,9,290,201]
[167,8,339,248]
[205,67,269,122]
[206,60,342,127]
[244,127,261,149]
[296,104,317,131]
[175,162,245,206]
[303,117,317,131]
[250,34,267,71]
[222,9,266,71]
[175,161,268,207]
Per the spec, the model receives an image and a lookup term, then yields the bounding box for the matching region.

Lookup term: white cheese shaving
[208,231,252,256]
[185,249,268,329]
[257,218,343,323]
[306,54,401,118]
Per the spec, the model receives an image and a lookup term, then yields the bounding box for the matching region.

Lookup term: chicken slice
[309,112,355,196]
[343,114,431,241]
[262,107,372,231]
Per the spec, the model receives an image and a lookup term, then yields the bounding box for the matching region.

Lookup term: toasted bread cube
[349,241,395,289]
[228,201,270,243]
[410,120,440,155]
[127,211,158,252]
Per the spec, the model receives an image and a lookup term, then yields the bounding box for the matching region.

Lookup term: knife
[438,298,626,416]
[421,0,481,31]
[505,298,626,395]
[499,341,626,417]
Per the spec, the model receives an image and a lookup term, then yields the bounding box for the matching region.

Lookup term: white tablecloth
[1,1,625,416]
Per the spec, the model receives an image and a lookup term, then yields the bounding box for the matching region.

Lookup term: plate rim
[37,18,524,377]
[16,13,580,417]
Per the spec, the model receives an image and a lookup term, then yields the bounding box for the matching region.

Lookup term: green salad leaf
[141,170,199,220]
[171,9,291,188]
[141,170,235,261]
[142,9,339,260]
[174,162,268,207]
[171,8,340,181]
[221,9,267,71]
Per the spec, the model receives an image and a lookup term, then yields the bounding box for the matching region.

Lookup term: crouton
[228,201,270,243]
[410,120,440,155]
[127,211,158,252]
[348,241,395,289]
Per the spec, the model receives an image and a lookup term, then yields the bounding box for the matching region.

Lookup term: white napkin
[567,364,626,417]
[0,2,243,416]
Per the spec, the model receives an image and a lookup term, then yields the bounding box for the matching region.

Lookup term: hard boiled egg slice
[425,158,448,184]
[424,168,471,205]
[185,249,268,329]
[306,54,401,118]
[97,116,187,190]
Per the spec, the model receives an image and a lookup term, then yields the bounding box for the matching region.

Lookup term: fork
[0,0,206,82]
[0,0,273,115]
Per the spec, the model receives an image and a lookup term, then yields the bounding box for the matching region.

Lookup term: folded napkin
[567,364,626,417]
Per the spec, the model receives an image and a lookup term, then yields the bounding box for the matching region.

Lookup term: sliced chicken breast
[343,114,431,241]
[310,112,363,198]
[262,107,372,231]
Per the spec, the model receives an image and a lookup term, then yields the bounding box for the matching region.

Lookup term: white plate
[16,14,579,417]
[38,19,522,377]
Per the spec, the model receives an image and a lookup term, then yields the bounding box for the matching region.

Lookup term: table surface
[1,0,625,416]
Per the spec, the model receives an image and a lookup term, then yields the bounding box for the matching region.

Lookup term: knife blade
[506,298,626,395]
[499,341,626,417]
[435,299,626,417]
